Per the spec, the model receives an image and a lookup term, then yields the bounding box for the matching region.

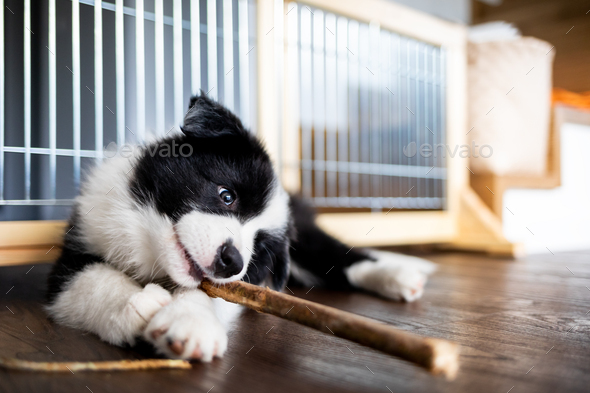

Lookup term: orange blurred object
[552,88,590,110]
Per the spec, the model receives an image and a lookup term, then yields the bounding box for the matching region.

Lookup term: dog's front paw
[128,283,172,322]
[144,298,228,361]
[345,251,436,302]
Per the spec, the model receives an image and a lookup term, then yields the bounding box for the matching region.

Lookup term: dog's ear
[180,91,245,138]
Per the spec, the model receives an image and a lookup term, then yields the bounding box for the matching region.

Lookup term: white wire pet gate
[0,0,448,222]
[0,0,257,219]
[284,2,447,212]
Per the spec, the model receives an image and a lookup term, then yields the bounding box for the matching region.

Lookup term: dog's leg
[344,250,436,302]
[144,288,231,361]
[46,263,172,345]
[289,196,436,301]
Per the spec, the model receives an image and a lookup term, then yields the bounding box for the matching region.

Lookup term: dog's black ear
[246,231,290,290]
[180,91,245,138]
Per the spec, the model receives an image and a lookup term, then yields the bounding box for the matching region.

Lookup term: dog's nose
[213,243,243,279]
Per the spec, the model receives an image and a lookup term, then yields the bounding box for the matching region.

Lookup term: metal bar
[396,34,401,198]
[274,0,284,179]
[324,12,337,199]
[0,199,76,206]
[414,40,420,202]
[298,159,446,180]
[424,43,431,202]
[72,0,81,188]
[173,0,184,125]
[440,47,447,208]
[94,0,104,161]
[191,0,201,94]
[300,5,312,198]
[336,16,348,199]
[382,30,391,205]
[369,22,380,209]
[223,0,234,111]
[348,20,359,198]
[136,0,145,141]
[116,0,125,145]
[155,0,165,133]
[432,47,439,202]
[24,0,31,200]
[3,146,101,158]
[358,23,369,198]
[48,0,57,198]
[0,0,3,200]
[310,196,443,210]
[312,9,325,198]
[238,0,249,126]
[207,0,218,99]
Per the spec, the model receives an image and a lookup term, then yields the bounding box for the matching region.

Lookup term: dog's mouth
[174,233,206,282]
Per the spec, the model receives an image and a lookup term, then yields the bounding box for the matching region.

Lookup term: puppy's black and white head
[129,93,290,289]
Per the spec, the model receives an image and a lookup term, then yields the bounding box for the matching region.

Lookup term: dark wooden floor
[1,251,589,393]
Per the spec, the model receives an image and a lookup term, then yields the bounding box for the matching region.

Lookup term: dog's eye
[219,188,236,206]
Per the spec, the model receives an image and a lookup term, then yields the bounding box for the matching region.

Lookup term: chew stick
[200,279,459,379]
[0,358,191,372]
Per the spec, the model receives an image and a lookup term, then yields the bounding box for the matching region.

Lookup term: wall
[503,122,590,254]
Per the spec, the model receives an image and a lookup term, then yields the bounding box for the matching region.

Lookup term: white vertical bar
[396,35,402,198]
[207,0,218,100]
[369,22,380,208]
[191,0,201,94]
[238,0,249,126]
[383,31,391,202]
[0,0,3,200]
[440,48,447,208]
[274,0,283,177]
[155,0,165,133]
[116,0,125,146]
[223,0,234,111]
[325,13,337,199]
[95,0,103,160]
[348,20,359,198]
[358,23,369,199]
[72,0,81,188]
[48,0,56,198]
[336,16,348,198]
[136,0,145,141]
[173,0,184,125]
[312,10,325,198]
[24,0,31,200]
[300,6,312,198]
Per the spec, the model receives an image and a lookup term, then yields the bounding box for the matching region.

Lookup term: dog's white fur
[47,151,436,360]
[345,250,437,302]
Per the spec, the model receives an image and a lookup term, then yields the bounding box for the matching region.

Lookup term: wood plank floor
[1,251,589,393]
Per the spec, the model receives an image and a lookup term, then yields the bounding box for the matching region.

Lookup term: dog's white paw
[128,283,172,322]
[144,291,228,361]
[345,250,436,302]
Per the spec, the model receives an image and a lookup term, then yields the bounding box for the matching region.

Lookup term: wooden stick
[0,357,191,372]
[200,279,459,379]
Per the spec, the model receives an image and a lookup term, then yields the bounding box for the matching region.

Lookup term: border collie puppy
[46,93,435,361]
